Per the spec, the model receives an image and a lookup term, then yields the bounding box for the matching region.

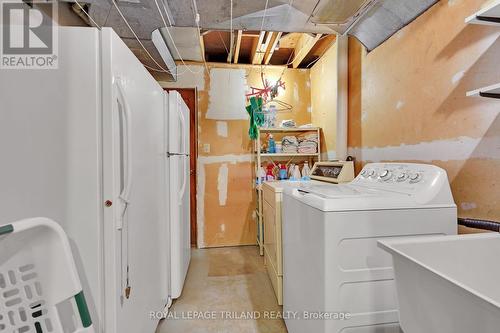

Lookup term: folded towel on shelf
[297,133,318,154]
[282,136,299,154]
[280,119,296,128]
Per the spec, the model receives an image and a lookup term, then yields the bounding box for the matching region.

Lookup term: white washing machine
[282,163,457,333]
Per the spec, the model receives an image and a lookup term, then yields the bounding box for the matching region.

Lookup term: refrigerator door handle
[177,105,187,202]
[178,102,187,155]
[115,78,133,230]
[179,155,187,203]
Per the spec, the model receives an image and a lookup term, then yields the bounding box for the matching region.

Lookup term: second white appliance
[0,27,166,333]
[166,91,191,299]
[282,163,458,333]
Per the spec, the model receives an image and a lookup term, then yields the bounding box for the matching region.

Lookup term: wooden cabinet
[262,182,284,305]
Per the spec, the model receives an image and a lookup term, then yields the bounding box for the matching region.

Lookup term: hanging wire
[112,0,173,73]
[74,0,101,29]
[191,0,211,76]
[153,0,204,75]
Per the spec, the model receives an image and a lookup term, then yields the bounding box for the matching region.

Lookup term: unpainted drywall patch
[461,202,478,211]
[348,136,500,162]
[160,65,205,91]
[198,154,252,165]
[361,111,368,123]
[196,161,206,248]
[452,70,465,85]
[206,68,248,120]
[396,100,405,110]
[216,121,228,137]
[293,82,299,101]
[217,163,229,206]
[197,154,252,246]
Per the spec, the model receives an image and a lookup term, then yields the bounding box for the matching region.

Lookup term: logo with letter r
[1,1,58,69]
[2,1,53,54]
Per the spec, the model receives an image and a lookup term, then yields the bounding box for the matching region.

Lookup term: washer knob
[397,173,408,182]
[410,173,422,183]
[380,169,392,180]
[360,170,368,177]
[368,170,376,178]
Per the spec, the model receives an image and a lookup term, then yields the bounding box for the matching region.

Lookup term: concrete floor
[156,246,288,333]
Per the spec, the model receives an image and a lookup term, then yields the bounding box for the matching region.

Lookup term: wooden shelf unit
[253,127,321,255]
[466,83,500,99]
[465,0,500,26]
[466,2,500,99]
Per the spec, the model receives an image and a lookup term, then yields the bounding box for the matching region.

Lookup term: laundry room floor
[156,246,287,333]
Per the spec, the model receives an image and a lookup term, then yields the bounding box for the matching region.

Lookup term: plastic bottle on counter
[302,162,311,181]
[268,134,276,154]
[279,164,288,180]
[266,164,275,181]
[291,165,301,181]
[256,166,266,185]
[288,163,295,179]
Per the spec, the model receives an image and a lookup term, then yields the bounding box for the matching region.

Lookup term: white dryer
[282,163,457,333]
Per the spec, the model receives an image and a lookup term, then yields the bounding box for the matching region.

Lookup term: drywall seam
[217,164,229,206]
[348,136,500,162]
[196,161,206,248]
[216,121,228,137]
[198,154,253,165]
[206,68,249,120]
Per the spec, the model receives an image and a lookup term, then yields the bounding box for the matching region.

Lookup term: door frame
[164,88,198,248]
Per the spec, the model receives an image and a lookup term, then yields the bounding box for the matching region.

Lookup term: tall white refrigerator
[0,27,167,333]
[165,91,191,300]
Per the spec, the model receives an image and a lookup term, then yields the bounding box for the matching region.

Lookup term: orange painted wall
[155,63,311,247]
[348,0,500,231]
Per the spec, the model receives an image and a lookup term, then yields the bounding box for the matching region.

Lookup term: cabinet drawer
[263,185,275,207]
[265,250,283,305]
[263,200,277,269]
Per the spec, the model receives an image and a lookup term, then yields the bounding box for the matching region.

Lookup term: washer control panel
[353,163,450,196]
[358,165,427,184]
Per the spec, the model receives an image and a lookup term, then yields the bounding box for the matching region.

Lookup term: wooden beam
[251,31,265,64]
[264,31,282,65]
[292,33,322,68]
[199,33,206,63]
[233,30,243,64]
[252,32,274,65]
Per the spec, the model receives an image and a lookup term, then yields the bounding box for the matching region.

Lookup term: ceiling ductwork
[56,0,439,76]
[310,0,377,33]
[346,0,439,51]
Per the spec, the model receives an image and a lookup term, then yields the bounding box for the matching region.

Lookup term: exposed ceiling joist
[251,31,266,64]
[199,33,206,63]
[233,30,243,64]
[292,33,322,68]
[264,31,282,65]
[252,31,275,64]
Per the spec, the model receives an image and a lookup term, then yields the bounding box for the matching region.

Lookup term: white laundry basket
[0,218,95,333]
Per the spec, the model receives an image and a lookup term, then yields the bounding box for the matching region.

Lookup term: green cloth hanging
[246,97,264,140]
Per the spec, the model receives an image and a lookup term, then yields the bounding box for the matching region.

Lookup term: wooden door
[165,88,198,247]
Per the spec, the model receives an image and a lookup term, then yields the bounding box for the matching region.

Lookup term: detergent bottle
[302,161,311,181]
[268,134,276,154]
[266,164,275,181]
[256,165,266,185]
[279,164,288,180]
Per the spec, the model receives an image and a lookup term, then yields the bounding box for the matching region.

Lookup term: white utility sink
[379,233,500,333]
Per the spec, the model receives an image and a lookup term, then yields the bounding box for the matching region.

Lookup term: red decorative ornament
[246,72,286,103]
